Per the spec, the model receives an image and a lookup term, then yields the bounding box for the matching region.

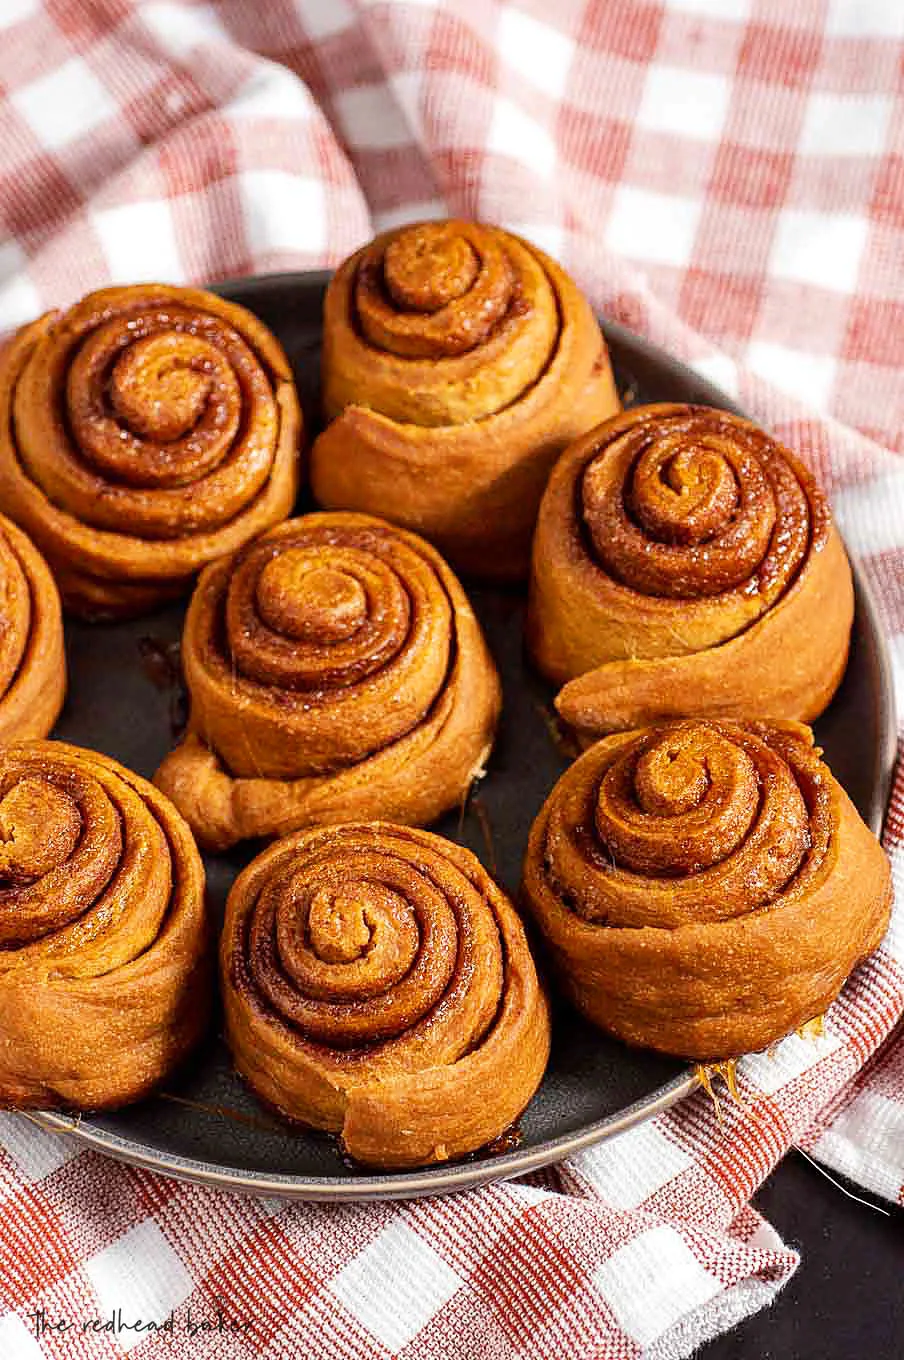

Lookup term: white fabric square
[0,238,39,329]
[12,57,116,151]
[572,1122,693,1208]
[241,171,326,255]
[0,1314,43,1360]
[0,0,39,29]
[505,221,565,258]
[300,0,355,39]
[0,273,42,330]
[799,93,892,159]
[375,200,446,230]
[651,1274,786,1360]
[663,0,751,15]
[747,341,837,410]
[85,1222,193,1354]
[488,96,556,177]
[498,10,574,98]
[388,66,423,120]
[692,353,740,398]
[606,186,702,266]
[637,65,731,141]
[139,3,229,59]
[769,210,867,291]
[335,84,413,149]
[93,200,184,284]
[742,1028,842,1096]
[507,1182,555,1207]
[826,0,904,37]
[0,1115,77,1181]
[328,1220,461,1353]
[0,238,28,282]
[813,1091,904,1203]
[592,1225,722,1348]
[833,469,904,557]
[229,66,316,122]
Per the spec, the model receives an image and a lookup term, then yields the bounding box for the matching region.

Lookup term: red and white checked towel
[0,2,902,1356]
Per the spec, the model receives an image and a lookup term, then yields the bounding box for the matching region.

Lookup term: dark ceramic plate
[35,273,898,1201]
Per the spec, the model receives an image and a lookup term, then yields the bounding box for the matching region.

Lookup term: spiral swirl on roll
[0,284,302,617]
[0,741,209,1109]
[222,822,551,1167]
[311,220,619,578]
[527,404,854,735]
[154,511,502,850]
[0,513,65,741]
[521,719,891,1060]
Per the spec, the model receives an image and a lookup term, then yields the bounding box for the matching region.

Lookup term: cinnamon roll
[527,404,854,736]
[521,719,891,1060]
[221,822,551,1168]
[0,513,65,741]
[0,741,209,1110]
[154,512,502,850]
[311,220,619,578]
[0,284,302,618]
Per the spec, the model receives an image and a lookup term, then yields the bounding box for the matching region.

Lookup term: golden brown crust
[526,404,854,734]
[521,719,892,1060]
[154,511,502,850]
[0,740,209,1110]
[0,285,303,618]
[310,220,619,578]
[0,513,65,741]
[221,821,551,1168]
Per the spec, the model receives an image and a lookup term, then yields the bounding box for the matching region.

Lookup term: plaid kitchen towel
[1,1,903,1356]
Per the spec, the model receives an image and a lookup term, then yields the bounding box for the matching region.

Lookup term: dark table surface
[702,1153,903,1359]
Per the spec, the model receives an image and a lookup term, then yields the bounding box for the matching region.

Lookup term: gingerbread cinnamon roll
[0,741,209,1110]
[521,719,891,1060]
[527,404,854,736]
[154,512,502,850]
[222,822,551,1168]
[0,513,65,741]
[311,220,619,578]
[0,284,302,618]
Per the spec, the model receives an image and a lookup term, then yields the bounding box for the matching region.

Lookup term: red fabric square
[0,147,81,250]
[679,269,764,341]
[578,0,663,64]
[558,104,631,183]
[710,142,793,210]
[0,1184,75,1305]
[737,22,823,90]
[203,1218,320,1353]
[472,1209,587,1346]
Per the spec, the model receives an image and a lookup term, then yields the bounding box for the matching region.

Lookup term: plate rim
[31,269,898,1201]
